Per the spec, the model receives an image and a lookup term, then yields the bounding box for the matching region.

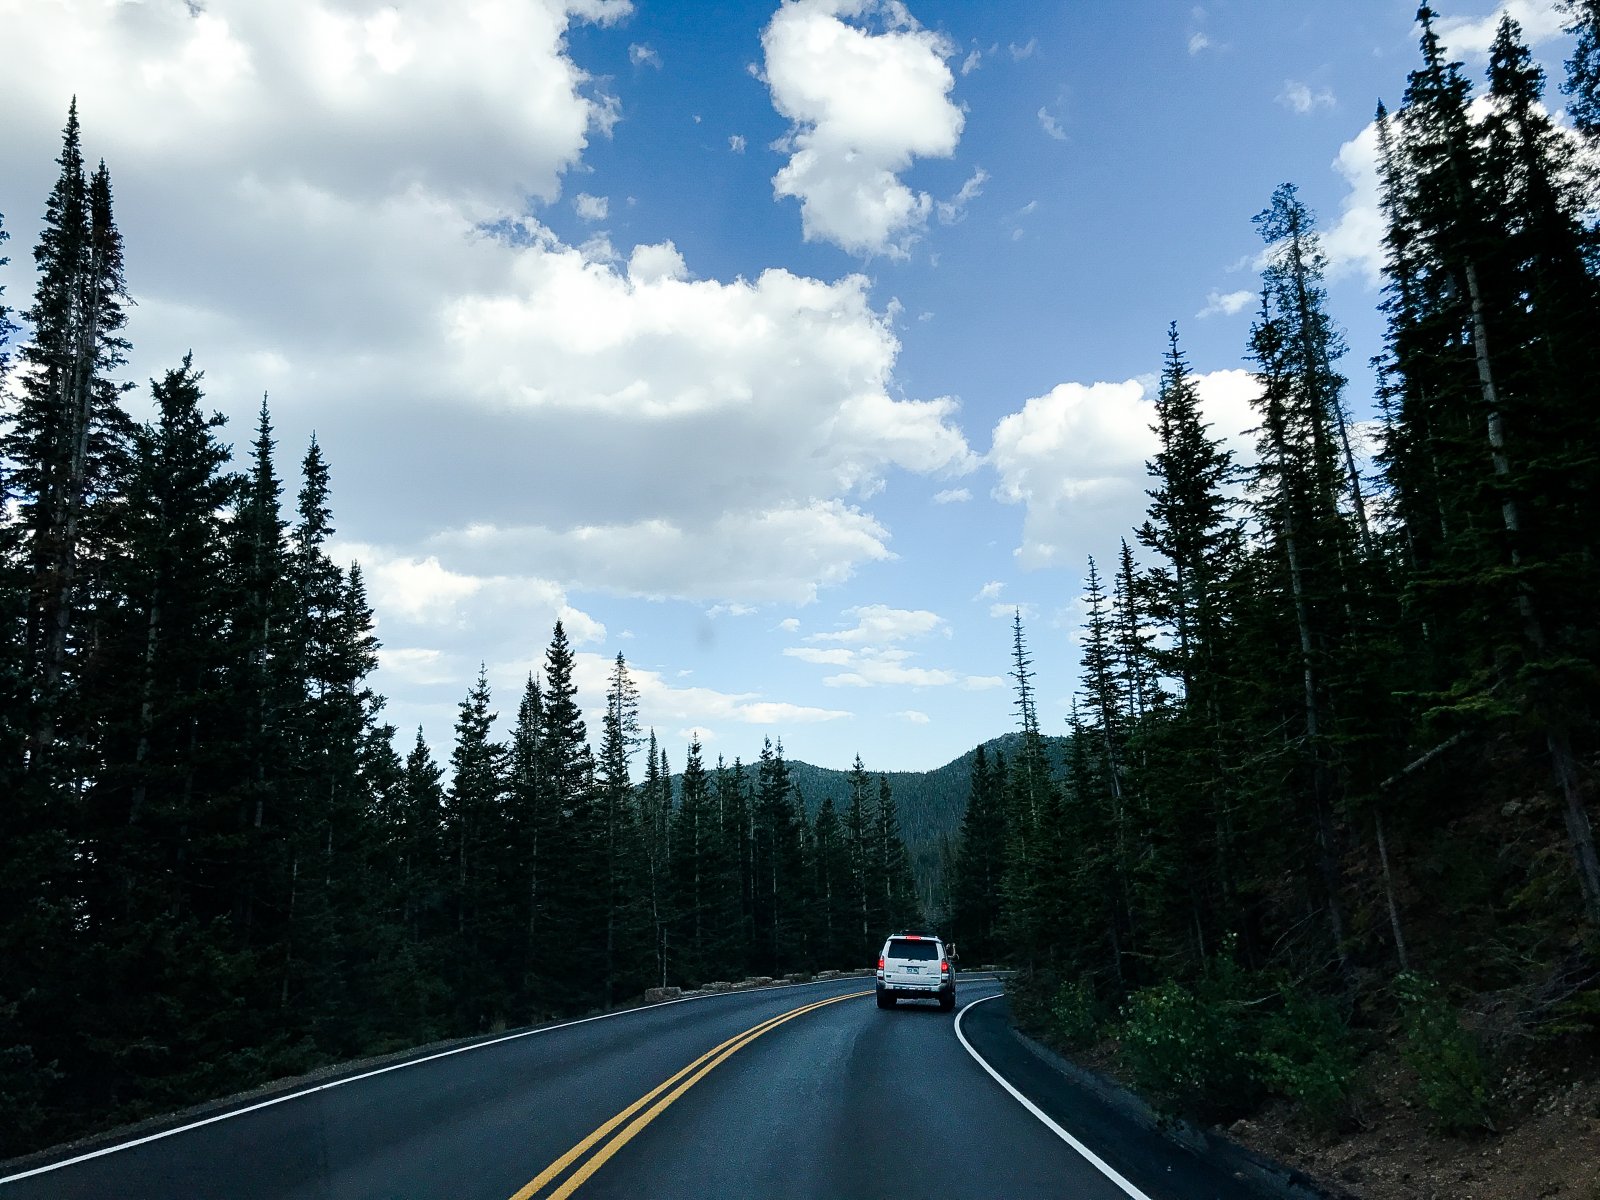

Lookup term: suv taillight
[940,959,949,973]
[877,955,884,971]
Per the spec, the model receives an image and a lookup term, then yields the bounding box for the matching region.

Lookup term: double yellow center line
[508,989,871,1200]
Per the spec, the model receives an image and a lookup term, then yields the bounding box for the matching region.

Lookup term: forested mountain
[783,732,1070,916]
[942,7,1600,1133]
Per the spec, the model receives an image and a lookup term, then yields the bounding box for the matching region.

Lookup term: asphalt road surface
[2,976,1267,1199]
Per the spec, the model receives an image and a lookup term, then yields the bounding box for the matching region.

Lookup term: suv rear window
[886,939,939,961]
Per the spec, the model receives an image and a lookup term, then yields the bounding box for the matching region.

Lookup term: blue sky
[0,0,1578,771]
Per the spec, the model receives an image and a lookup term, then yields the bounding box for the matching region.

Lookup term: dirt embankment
[1228,1046,1600,1200]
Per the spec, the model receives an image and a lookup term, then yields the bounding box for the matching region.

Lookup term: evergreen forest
[942,7,1600,1131]
[3,1,1600,1158]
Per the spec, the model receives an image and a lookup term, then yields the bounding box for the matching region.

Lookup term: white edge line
[0,974,868,1185]
[954,993,1154,1200]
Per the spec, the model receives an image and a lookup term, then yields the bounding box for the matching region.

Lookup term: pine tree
[536,621,601,1003]
[1383,7,1600,922]
[947,744,1007,964]
[845,752,875,959]
[442,668,510,1028]
[670,734,714,982]
[596,655,648,999]
[1136,324,1238,698]
[5,103,134,763]
[1565,0,1600,141]
[751,738,801,973]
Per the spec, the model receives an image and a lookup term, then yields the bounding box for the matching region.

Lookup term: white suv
[876,932,955,1011]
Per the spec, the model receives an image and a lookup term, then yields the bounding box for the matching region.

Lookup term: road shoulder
[957,994,1354,1200]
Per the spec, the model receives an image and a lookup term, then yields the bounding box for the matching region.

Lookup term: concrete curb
[1006,1023,1359,1200]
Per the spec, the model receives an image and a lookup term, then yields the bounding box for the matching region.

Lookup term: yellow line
[510,989,870,1200]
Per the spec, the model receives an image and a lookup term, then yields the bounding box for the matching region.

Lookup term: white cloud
[629,41,661,68]
[1037,107,1067,141]
[989,601,1037,620]
[960,48,983,75]
[778,617,802,632]
[895,709,931,724]
[762,0,964,257]
[974,581,1003,600]
[824,656,959,688]
[433,244,975,602]
[1278,80,1335,114]
[1322,116,1388,286]
[782,602,999,690]
[379,646,461,686]
[988,370,1259,569]
[935,167,988,225]
[706,602,757,617]
[808,604,948,644]
[962,675,1005,691]
[786,646,857,666]
[729,133,747,153]
[1435,0,1568,60]
[1188,32,1212,54]
[1008,38,1038,60]
[933,487,971,504]
[1197,288,1255,318]
[573,192,609,221]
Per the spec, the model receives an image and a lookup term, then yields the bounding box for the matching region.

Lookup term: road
[2,976,1266,1199]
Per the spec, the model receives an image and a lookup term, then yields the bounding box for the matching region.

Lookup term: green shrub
[1118,978,1260,1118]
[1049,978,1104,1050]
[1395,972,1495,1132]
[1255,989,1358,1129]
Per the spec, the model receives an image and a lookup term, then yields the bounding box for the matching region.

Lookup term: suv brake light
[877,955,884,971]
[940,959,949,973]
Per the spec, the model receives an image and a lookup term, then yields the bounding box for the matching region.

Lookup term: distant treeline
[0,106,924,1157]
[942,9,1600,1128]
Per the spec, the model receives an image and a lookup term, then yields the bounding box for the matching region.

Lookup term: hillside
[783,733,1071,915]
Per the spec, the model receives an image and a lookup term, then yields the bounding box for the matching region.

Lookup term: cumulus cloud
[932,487,970,504]
[729,134,747,153]
[1278,80,1335,114]
[437,253,976,601]
[628,41,661,68]
[896,709,931,724]
[1435,0,1568,60]
[1188,32,1212,55]
[1197,288,1255,318]
[1321,115,1390,286]
[761,0,965,257]
[1037,107,1067,140]
[1008,38,1038,60]
[974,581,1003,600]
[573,192,609,221]
[989,370,1259,569]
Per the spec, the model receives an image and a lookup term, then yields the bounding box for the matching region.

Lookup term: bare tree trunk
[1460,258,1600,925]
[1374,807,1411,972]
